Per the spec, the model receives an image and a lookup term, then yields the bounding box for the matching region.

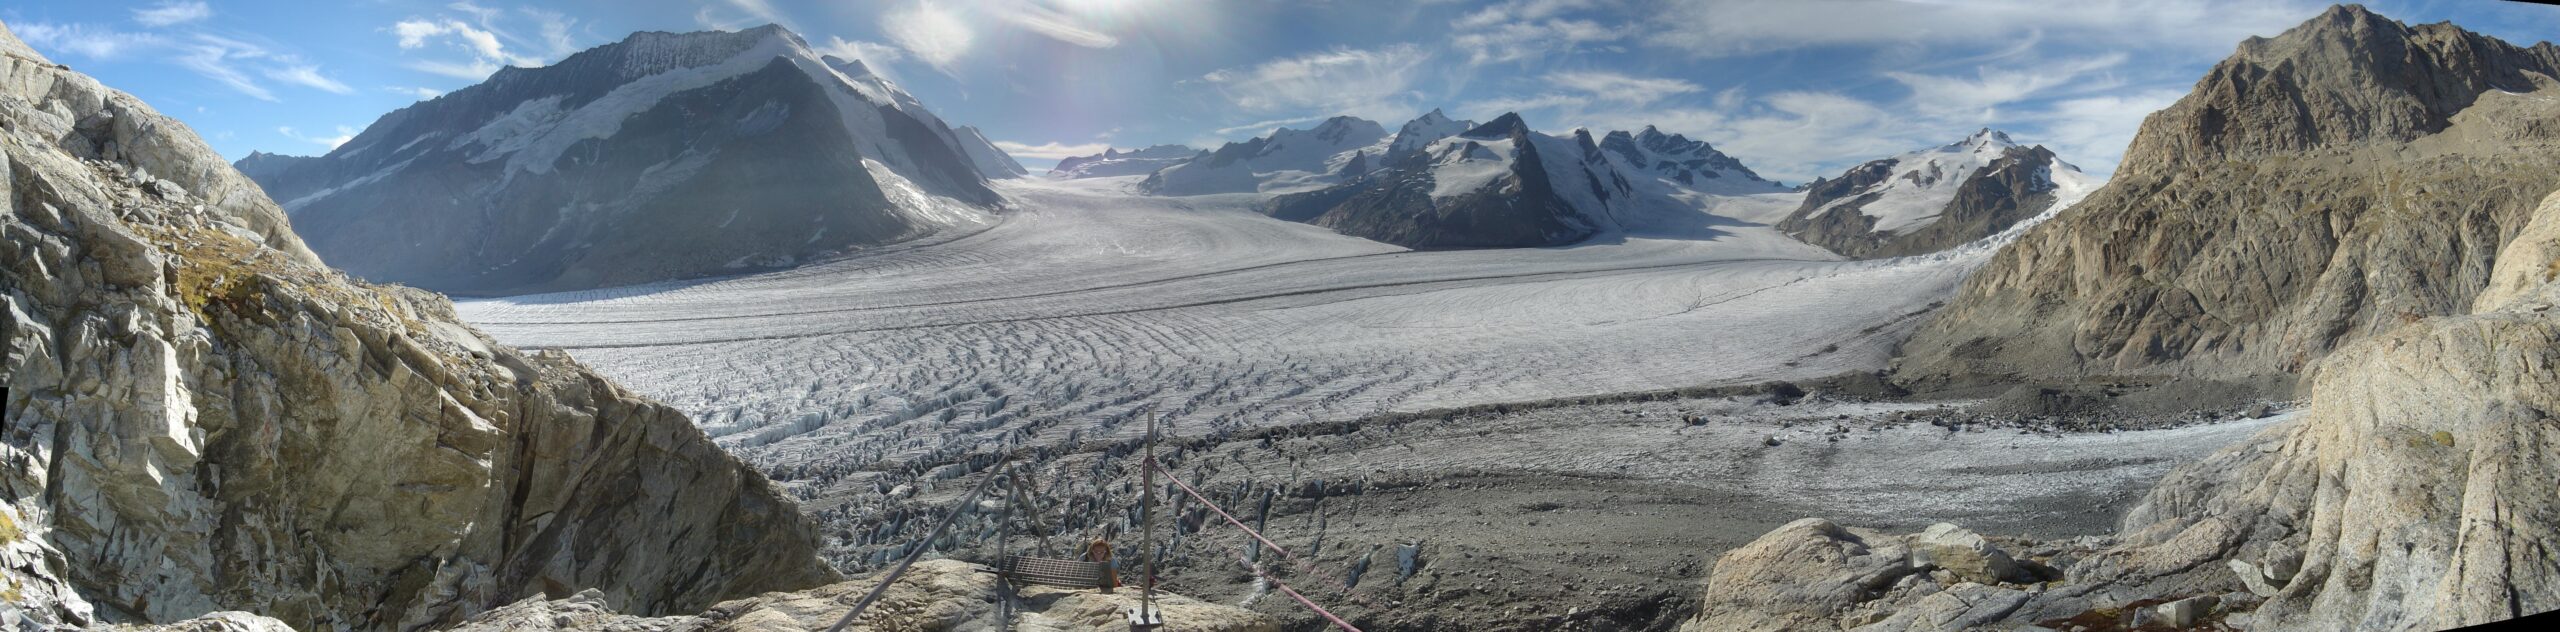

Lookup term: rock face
[1,21,837,630]
[1047,144,1198,179]
[449,559,1279,632]
[1777,130,2101,259]
[1684,199,2560,629]
[1894,5,2560,391]
[238,25,1005,296]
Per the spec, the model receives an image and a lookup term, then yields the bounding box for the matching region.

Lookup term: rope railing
[822,456,1011,632]
[1150,458,1377,632]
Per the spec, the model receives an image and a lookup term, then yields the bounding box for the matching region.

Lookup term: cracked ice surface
[456,176,1974,485]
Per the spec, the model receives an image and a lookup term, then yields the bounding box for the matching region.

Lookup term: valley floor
[454,177,2271,630]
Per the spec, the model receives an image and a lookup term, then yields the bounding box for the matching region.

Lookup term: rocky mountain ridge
[3,21,839,629]
[1894,4,2560,391]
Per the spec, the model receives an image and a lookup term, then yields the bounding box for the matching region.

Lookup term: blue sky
[6,0,2554,181]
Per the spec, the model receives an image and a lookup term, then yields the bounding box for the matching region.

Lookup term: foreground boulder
[1,21,836,629]
[450,559,1278,632]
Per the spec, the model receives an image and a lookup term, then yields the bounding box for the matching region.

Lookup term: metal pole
[823,457,1010,632]
[1141,411,1160,617]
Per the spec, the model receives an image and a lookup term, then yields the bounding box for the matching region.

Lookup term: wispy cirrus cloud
[15,20,350,104]
[390,3,586,82]
[278,125,360,150]
[1200,44,1432,123]
[1641,0,2320,60]
[132,1,213,27]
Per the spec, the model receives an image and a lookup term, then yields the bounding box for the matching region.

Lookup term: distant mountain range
[1048,144,1199,178]
[237,24,1019,295]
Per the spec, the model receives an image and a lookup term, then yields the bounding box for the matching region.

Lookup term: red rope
[1151,459,1376,632]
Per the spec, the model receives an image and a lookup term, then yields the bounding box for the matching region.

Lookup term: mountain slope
[1894,4,2560,391]
[1138,116,1388,195]
[952,124,1027,179]
[1,21,835,629]
[1047,144,1198,179]
[239,25,1005,296]
[1777,130,2102,258]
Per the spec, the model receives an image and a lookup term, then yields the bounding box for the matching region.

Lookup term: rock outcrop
[1894,4,2560,391]
[2,20,837,630]
[449,559,1279,632]
[238,25,1005,296]
[1681,193,2560,632]
[1777,131,2100,259]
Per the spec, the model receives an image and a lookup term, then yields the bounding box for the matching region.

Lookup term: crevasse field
[460,176,1967,452]
[454,175,2273,618]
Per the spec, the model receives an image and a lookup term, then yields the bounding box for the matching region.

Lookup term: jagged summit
[2121,2,2560,170]
[1599,126,1776,192]
[1462,112,1532,139]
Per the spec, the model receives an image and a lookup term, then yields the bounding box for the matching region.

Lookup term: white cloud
[132,1,213,27]
[1544,70,1701,104]
[725,0,788,27]
[993,140,1114,160]
[1212,114,1336,137]
[18,22,356,102]
[263,63,353,94]
[1201,44,1431,122]
[174,34,278,102]
[816,36,912,85]
[391,11,552,81]
[885,3,975,72]
[12,22,169,60]
[1644,0,2319,60]
[1449,0,1625,65]
[995,3,1121,48]
[278,125,360,150]
[388,86,446,99]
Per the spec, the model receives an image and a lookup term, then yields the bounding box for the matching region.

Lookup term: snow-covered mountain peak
[1389,109,1478,156]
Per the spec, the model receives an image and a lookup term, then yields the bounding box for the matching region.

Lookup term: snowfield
[460,176,1983,456]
